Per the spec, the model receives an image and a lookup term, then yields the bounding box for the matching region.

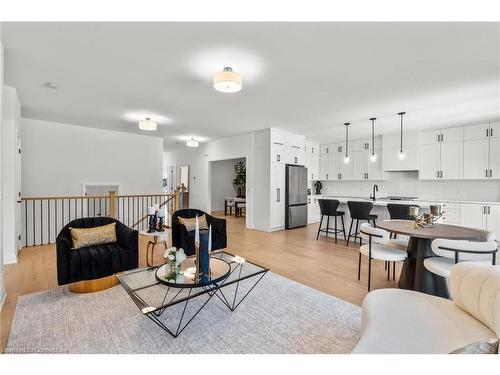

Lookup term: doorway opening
[209,157,246,221]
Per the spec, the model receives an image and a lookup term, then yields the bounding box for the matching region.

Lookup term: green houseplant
[233,160,246,198]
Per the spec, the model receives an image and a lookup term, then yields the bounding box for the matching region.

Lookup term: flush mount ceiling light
[369,117,377,162]
[344,123,351,164]
[213,67,242,93]
[138,117,157,131]
[43,82,59,89]
[186,138,199,147]
[398,112,407,160]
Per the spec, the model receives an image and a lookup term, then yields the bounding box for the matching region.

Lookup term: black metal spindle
[48,199,51,244]
[55,199,58,240]
[40,200,43,245]
[25,201,28,247]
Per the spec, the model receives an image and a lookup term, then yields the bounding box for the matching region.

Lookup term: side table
[139,230,170,267]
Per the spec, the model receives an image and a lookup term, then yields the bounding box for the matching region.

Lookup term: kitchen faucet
[370,184,379,201]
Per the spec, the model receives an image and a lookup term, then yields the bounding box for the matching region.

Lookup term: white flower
[168,254,175,260]
[163,250,170,259]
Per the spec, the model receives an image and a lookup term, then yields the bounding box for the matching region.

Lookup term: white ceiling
[3,22,500,148]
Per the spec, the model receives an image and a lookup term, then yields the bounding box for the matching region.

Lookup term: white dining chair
[424,234,498,293]
[358,223,407,291]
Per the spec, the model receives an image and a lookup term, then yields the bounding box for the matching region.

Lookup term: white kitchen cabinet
[419,127,463,180]
[486,205,500,241]
[463,123,490,140]
[463,122,499,180]
[270,161,285,230]
[460,203,500,241]
[319,154,329,180]
[271,141,285,164]
[460,203,487,230]
[307,195,321,223]
[353,150,367,180]
[440,141,463,179]
[463,139,489,179]
[419,142,441,179]
[489,137,500,179]
[305,140,320,180]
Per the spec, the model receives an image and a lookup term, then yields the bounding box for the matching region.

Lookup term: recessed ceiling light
[214,67,242,93]
[43,82,59,89]
[138,117,157,131]
[186,138,199,147]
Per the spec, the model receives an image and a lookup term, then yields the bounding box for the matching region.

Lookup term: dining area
[316,197,499,298]
[223,197,246,217]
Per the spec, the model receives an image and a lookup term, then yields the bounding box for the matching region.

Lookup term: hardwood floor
[0,212,401,352]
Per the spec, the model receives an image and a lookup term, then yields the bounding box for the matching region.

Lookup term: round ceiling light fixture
[138,117,157,131]
[186,138,199,147]
[213,67,242,93]
[44,82,59,89]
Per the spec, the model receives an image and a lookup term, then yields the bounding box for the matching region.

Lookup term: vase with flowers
[163,247,187,282]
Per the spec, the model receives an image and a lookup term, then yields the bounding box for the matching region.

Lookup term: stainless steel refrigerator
[285,164,308,229]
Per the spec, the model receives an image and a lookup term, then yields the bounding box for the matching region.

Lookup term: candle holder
[147,214,157,233]
[157,208,165,232]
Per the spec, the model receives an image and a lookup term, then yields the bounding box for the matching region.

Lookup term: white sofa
[352,262,500,354]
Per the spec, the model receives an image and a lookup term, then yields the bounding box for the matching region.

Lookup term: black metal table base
[145,262,268,337]
[398,236,449,298]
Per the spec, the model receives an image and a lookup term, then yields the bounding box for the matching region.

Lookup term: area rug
[6,272,361,354]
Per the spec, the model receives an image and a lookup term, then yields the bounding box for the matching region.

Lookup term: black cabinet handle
[277,188,280,202]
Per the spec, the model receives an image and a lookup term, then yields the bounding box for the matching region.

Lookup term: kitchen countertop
[314,195,500,206]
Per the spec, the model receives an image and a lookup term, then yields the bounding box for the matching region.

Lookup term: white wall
[164,131,254,228]
[210,158,245,211]
[2,86,21,264]
[22,118,164,196]
[0,23,5,307]
[321,171,500,202]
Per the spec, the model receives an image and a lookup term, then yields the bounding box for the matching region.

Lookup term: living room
[1,1,500,373]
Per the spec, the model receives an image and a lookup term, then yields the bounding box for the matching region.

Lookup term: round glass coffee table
[155,256,231,287]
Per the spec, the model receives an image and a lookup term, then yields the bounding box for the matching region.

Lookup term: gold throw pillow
[178,215,209,231]
[70,222,117,250]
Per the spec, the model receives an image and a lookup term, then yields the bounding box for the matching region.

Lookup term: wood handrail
[21,193,176,201]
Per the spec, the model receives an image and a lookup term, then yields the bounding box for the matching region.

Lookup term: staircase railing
[20,191,188,247]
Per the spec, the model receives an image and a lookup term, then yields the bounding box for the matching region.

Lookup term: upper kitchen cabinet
[382,130,419,171]
[353,136,383,180]
[304,140,320,180]
[284,133,305,165]
[419,126,463,180]
[463,122,499,179]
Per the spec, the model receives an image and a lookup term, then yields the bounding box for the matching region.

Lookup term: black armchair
[172,209,227,256]
[56,217,138,285]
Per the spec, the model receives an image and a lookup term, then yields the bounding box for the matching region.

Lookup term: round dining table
[377,220,489,298]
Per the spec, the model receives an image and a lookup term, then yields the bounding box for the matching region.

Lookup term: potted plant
[233,160,246,198]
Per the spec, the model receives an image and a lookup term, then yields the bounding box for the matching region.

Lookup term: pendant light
[397,112,406,160]
[343,122,350,164]
[369,117,377,162]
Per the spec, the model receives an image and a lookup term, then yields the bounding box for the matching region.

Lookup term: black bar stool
[346,201,377,246]
[316,199,346,244]
[386,203,420,238]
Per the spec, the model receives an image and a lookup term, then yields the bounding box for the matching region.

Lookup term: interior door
[441,141,463,179]
[463,139,489,179]
[418,143,440,180]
